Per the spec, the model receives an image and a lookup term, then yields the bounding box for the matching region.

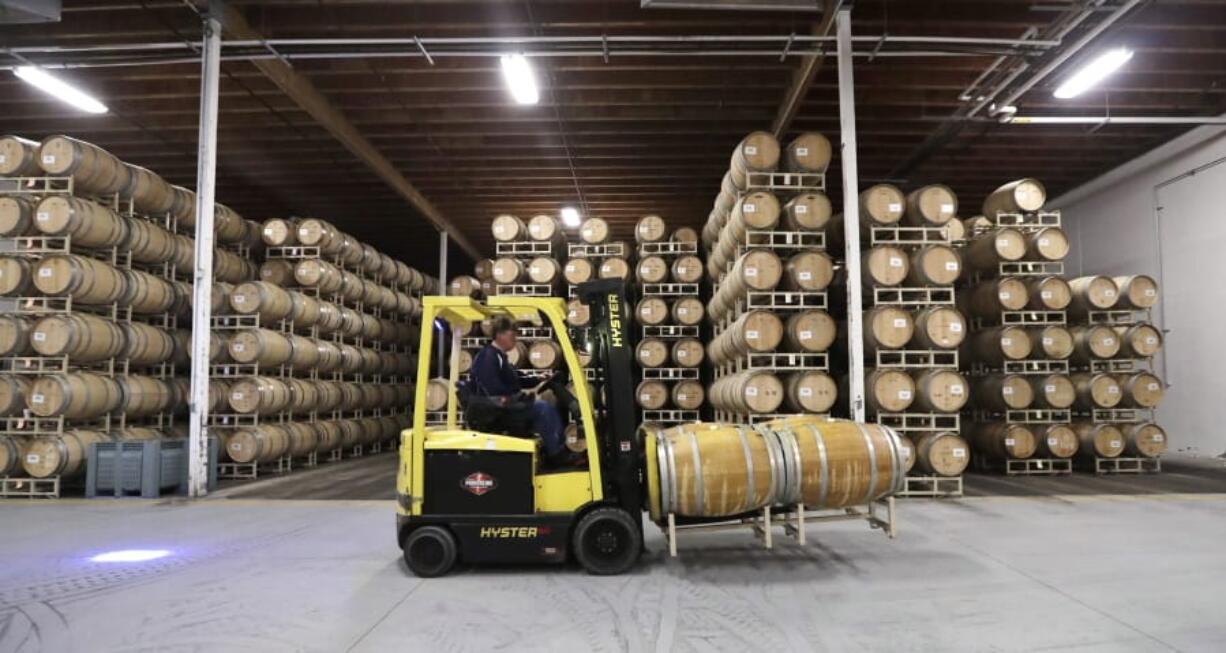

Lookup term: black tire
[403,526,458,578]
[573,507,641,575]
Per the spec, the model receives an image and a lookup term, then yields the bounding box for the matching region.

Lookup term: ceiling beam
[217,4,482,261]
[771,2,839,138]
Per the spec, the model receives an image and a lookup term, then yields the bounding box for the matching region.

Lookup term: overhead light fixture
[1053,47,1133,99]
[561,207,582,227]
[14,66,108,114]
[500,54,540,105]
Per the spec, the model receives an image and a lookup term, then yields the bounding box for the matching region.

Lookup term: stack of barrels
[208,217,435,471]
[841,183,972,479]
[486,213,572,297]
[562,217,632,303]
[0,133,263,486]
[701,131,839,422]
[631,214,707,426]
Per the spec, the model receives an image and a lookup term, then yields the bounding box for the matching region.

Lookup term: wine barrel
[1119,371,1164,408]
[783,310,837,353]
[230,281,294,324]
[968,326,1031,365]
[671,380,704,410]
[762,416,906,509]
[962,215,993,234]
[33,254,128,305]
[783,370,837,413]
[212,204,249,245]
[225,425,290,464]
[671,255,703,283]
[121,270,176,315]
[781,250,834,291]
[913,432,970,476]
[566,299,590,327]
[562,258,593,285]
[0,434,24,476]
[636,338,669,368]
[1026,227,1069,261]
[123,216,176,265]
[598,257,629,280]
[672,227,698,243]
[726,191,782,243]
[636,380,669,409]
[257,259,295,287]
[941,218,965,242]
[671,338,704,368]
[710,310,783,365]
[1035,424,1079,458]
[527,340,562,369]
[117,322,174,367]
[505,341,529,368]
[288,292,322,329]
[120,164,175,215]
[524,257,560,285]
[0,315,33,357]
[36,135,131,196]
[1116,323,1162,358]
[228,329,292,366]
[636,297,669,326]
[421,379,448,412]
[964,228,1026,270]
[907,245,962,286]
[295,219,343,255]
[27,372,122,418]
[22,430,113,479]
[863,306,913,353]
[0,374,30,417]
[982,178,1047,216]
[168,186,196,226]
[711,248,784,318]
[912,369,969,413]
[490,257,525,284]
[904,185,958,226]
[1070,325,1121,362]
[579,217,609,244]
[863,245,909,287]
[636,255,669,284]
[1068,276,1119,315]
[1029,373,1076,409]
[0,255,34,297]
[0,135,40,176]
[526,214,563,242]
[33,196,128,249]
[635,215,667,243]
[970,422,1037,460]
[911,306,966,349]
[781,192,832,232]
[1113,275,1159,309]
[260,218,297,247]
[1073,422,1125,459]
[0,196,36,238]
[228,376,293,415]
[1122,423,1167,458]
[1029,325,1074,360]
[448,275,482,299]
[1072,373,1123,409]
[30,313,126,362]
[1025,276,1072,310]
[648,422,780,519]
[286,334,321,372]
[293,258,343,293]
[491,214,527,242]
[865,367,915,414]
[117,376,173,417]
[710,371,784,414]
[785,132,832,173]
[215,248,257,284]
[315,302,343,334]
[471,258,494,281]
[729,131,781,189]
[859,184,905,226]
[671,297,704,326]
[973,374,1033,411]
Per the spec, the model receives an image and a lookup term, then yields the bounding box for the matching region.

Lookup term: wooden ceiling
[1,0,1223,268]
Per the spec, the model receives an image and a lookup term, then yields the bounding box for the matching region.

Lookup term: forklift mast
[576,279,642,516]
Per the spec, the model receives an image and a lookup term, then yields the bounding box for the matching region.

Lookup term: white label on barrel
[568,310,578,320]
[745,146,758,155]
[26,454,39,464]
[31,393,44,404]
[677,307,688,315]
[1153,433,1164,442]
[889,257,903,268]
[1110,440,1121,449]
[1041,291,1052,299]
[888,203,901,212]
[796,147,809,156]
[746,387,758,397]
[582,228,592,237]
[1104,289,1116,297]
[1005,438,1016,446]
[951,385,964,396]
[531,352,541,359]
[945,262,959,271]
[1103,338,1115,346]
[233,344,245,352]
[42,155,55,164]
[230,442,242,452]
[1047,437,1058,446]
[1039,238,1050,246]
[234,295,246,303]
[952,448,966,458]
[639,350,651,360]
[677,350,688,358]
[800,330,812,340]
[232,392,244,400]
[529,266,540,275]
[1148,382,1159,391]
[899,390,912,400]
[39,267,51,277]
[745,268,757,276]
[495,224,506,234]
[1045,385,1056,393]
[940,203,954,215]
[746,330,759,338]
[565,264,576,273]
[1042,337,1053,345]
[1002,338,1012,346]
[32,332,45,342]
[996,239,1009,248]
[677,393,688,401]
[744,203,757,214]
[799,271,812,281]
[950,323,962,333]
[640,307,651,316]
[1108,386,1119,394]
[1001,292,1011,300]
[0,155,5,163]
[36,211,49,222]
[798,387,813,398]
[639,393,650,401]
[530,225,543,235]
[1003,387,1014,395]
[1144,288,1156,296]
[1145,336,1157,344]
[795,205,808,214]
[893,319,907,328]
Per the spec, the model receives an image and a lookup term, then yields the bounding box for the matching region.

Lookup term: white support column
[836,7,866,422]
[436,230,448,377]
[187,2,223,497]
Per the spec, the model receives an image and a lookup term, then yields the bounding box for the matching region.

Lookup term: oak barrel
[913,431,970,476]
[783,192,832,231]
[117,375,174,416]
[763,416,906,509]
[710,371,784,414]
[0,315,33,357]
[973,374,1033,411]
[903,184,958,226]
[963,228,1026,270]
[729,131,781,189]
[1026,227,1069,261]
[912,369,970,413]
[671,297,704,326]
[636,380,668,409]
[230,281,294,324]
[863,245,909,287]
[1119,371,1164,408]
[982,178,1046,216]
[225,425,291,464]
[671,380,704,410]
[636,255,668,284]
[863,306,913,353]
[0,135,40,176]
[865,367,915,414]
[911,306,966,349]
[33,196,128,249]
[33,254,128,304]
[579,217,610,244]
[1035,424,1079,458]
[598,257,629,280]
[30,313,126,362]
[37,135,131,196]
[1068,276,1119,315]
[1073,422,1125,459]
[783,370,837,413]
[648,422,781,519]
[1072,373,1123,409]
[27,372,122,418]
[970,422,1037,460]
[0,374,30,416]
[1025,276,1072,310]
[1029,325,1074,360]
[22,430,113,479]
[1116,323,1162,358]
[228,376,293,415]
[859,184,905,226]
[1029,373,1076,409]
[781,250,834,291]
[635,215,667,243]
[967,326,1031,365]
[635,297,669,326]
[563,258,593,285]
[636,338,669,368]
[785,132,832,173]
[0,196,36,237]
[1070,325,1121,362]
[783,310,837,353]
[1122,423,1167,458]
[671,338,704,368]
[1112,275,1159,309]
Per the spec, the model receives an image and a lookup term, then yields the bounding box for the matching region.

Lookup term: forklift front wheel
[403,526,458,578]
[573,507,642,575]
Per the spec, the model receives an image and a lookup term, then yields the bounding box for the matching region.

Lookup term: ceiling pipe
[1005,115,1226,125]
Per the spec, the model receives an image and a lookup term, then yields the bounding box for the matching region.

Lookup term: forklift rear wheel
[403,526,458,578]
[573,507,641,575]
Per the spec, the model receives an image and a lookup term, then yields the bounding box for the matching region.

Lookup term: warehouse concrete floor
[2,490,1225,652]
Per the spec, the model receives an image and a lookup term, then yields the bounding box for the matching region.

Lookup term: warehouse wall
[1052,122,1226,456]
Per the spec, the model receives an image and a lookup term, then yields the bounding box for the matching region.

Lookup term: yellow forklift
[396,280,645,576]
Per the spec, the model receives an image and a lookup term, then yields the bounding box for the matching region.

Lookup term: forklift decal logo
[480,526,546,538]
[608,293,624,348]
[461,472,497,496]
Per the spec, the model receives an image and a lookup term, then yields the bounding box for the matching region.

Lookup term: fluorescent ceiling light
[500,54,540,105]
[561,207,581,227]
[90,549,170,563]
[1053,48,1133,99]
[14,66,108,114]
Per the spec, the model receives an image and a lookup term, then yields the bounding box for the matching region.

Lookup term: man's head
[491,317,517,351]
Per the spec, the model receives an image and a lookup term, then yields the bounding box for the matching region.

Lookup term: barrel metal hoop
[734,425,756,505]
[853,422,879,504]
[759,423,786,508]
[774,425,803,506]
[688,430,704,515]
[656,434,673,517]
[52,434,71,476]
[884,425,906,494]
[808,423,830,508]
